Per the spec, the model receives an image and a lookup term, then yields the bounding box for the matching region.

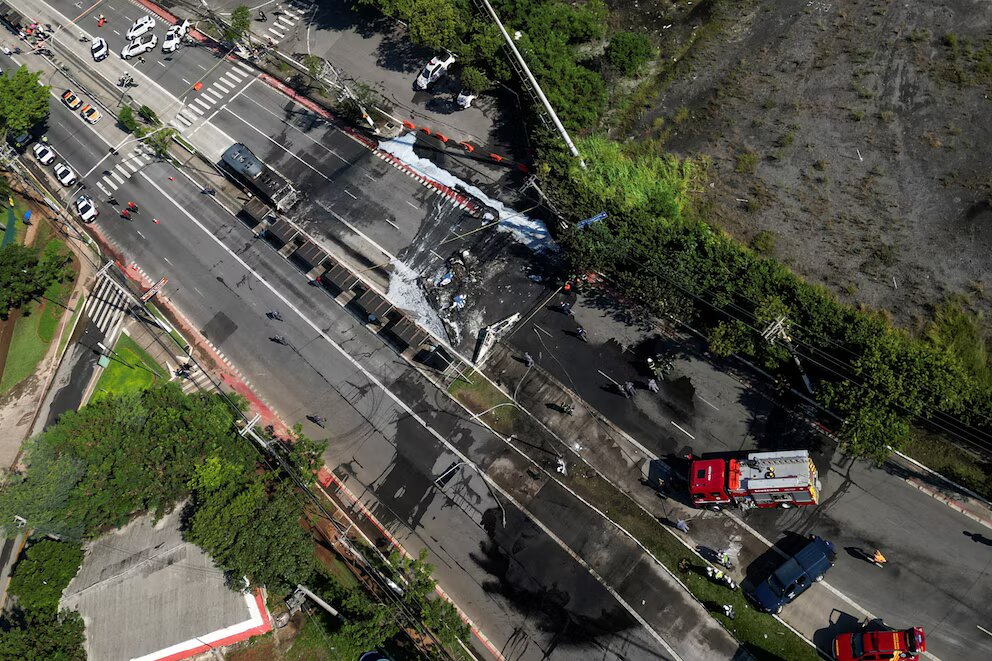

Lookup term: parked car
[747,535,835,614]
[415,53,456,89]
[9,131,33,151]
[80,104,102,124]
[90,36,108,61]
[53,162,77,186]
[61,89,83,110]
[175,18,190,39]
[456,90,476,109]
[833,626,926,661]
[32,142,56,165]
[122,34,157,60]
[162,25,181,53]
[126,15,155,40]
[75,194,98,222]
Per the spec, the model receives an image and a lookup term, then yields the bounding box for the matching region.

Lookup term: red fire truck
[689,450,821,510]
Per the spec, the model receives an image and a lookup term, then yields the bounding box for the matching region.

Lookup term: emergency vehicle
[689,450,820,510]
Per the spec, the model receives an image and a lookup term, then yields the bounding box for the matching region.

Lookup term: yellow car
[80,104,102,124]
[61,89,83,110]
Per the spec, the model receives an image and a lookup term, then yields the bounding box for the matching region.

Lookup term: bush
[138,105,159,125]
[117,105,138,133]
[735,151,759,174]
[460,66,489,94]
[607,31,653,76]
[8,540,84,615]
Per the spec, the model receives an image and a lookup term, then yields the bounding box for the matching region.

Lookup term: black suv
[748,535,836,614]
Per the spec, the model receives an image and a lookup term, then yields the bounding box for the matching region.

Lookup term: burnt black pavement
[496,287,992,661]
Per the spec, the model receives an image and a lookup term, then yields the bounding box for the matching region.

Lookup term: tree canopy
[225,5,252,43]
[0,66,49,142]
[7,540,84,614]
[0,240,73,319]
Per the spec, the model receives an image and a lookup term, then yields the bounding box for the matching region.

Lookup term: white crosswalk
[83,275,130,337]
[177,361,213,394]
[264,2,312,43]
[97,143,154,194]
[167,61,256,130]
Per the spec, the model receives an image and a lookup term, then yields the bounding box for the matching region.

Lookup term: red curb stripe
[150,590,271,661]
[321,472,505,661]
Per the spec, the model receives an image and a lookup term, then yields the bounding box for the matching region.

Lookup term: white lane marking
[385,219,400,231]
[96,181,110,196]
[163,256,172,265]
[267,28,286,38]
[114,164,130,177]
[227,75,257,103]
[157,61,166,68]
[223,107,331,182]
[696,394,719,411]
[110,171,125,185]
[197,64,207,71]
[113,29,121,36]
[124,159,141,172]
[102,177,118,191]
[275,17,293,29]
[138,168,681,661]
[194,98,212,110]
[671,422,695,439]
[364,173,376,182]
[202,88,222,102]
[136,230,146,239]
[181,77,191,85]
[187,103,204,115]
[222,71,243,85]
[344,189,357,200]
[213,80,233,94]
[406,201,418,210]
[233,90,350,165]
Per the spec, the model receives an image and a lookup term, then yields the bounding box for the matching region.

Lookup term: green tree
[278,426,327,486]
[459,66,489,94]
[0,610,85,661]
[606,31,654,76]
[225,5,252,43]
[0,242,71,319]
[0,66,49,143]
[8,540,84,614]
[301,54,326,92]
[186,457,315,591]
[144,127,177,158]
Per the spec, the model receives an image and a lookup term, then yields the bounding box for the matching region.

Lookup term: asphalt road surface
[508,294,992,661]
[1,43,676,661]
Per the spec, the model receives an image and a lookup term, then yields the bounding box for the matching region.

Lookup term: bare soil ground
[614,0,992,328]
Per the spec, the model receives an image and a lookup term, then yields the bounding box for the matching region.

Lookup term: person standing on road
[524,352,534,368]
[647,378,660,393]
[676,518,690,534]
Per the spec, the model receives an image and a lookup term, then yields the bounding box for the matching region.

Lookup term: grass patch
[562,467,820,660]
[58,294,84,358]
[925,298,990,389]
[92,333,166,401]
[146,302,187,348]
[448,369,519,435]
[0,303,48,394]
[735,152,759,174]
[227,633,278,661]
[284,615,335,661]
[903,429,992,500]
[37,276,73,344]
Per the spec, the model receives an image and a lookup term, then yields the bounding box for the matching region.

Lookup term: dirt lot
[616,0,992,328]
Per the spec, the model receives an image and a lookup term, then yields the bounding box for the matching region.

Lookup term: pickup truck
[748,534,836,614]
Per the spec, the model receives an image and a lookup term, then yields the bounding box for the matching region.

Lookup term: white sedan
[75,194,98,223]
[415,53,456,90]
[90,36,108,62]
[162,25,181,53]
[122,34,157,60]
[126,15,155,40]
[32,142,56,165]
[53,162,77,186]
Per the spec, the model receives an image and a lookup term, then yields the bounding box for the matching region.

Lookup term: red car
[833,626,926,661]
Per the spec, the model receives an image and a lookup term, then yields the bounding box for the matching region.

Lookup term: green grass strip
[0,302,48,394]
[91,333,166,401]
[58,293,84,359]
[146,302,187,349]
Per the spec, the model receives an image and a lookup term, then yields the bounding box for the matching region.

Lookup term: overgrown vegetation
[117,103,176,158]
[607,31,654,76]
[541,136,992,465]
[0,65,50,144]
[225,5,253,43]
[0,539,86,660]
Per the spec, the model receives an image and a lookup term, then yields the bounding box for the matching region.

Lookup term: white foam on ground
[378,133,557,253]
[387,259,448,340]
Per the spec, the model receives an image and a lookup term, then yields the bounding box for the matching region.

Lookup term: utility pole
[477,0,584,166]
[760,316,815,396]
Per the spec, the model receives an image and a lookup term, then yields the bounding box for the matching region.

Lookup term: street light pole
[477,0,584,166]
